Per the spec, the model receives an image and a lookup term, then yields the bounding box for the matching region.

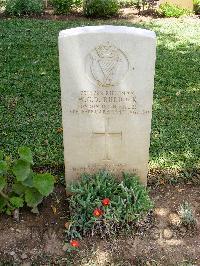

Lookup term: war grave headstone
[59,25,156,184]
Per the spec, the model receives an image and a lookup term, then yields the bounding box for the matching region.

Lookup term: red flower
[102,198,110,206]
[93,208,103,217]
[70,240,80,248]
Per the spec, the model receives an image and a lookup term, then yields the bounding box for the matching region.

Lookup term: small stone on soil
[168,213,181,227]
[21,263,31,266]
[21,253,28,260]
[163,228,173,239]
[10,251,16,256]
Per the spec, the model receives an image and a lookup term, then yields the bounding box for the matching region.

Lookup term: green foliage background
[0,18,199,172]
[50,0,82,15]
[4,0,44,16]
[83,0,119,17]
[158,3,191,17]
[193,0,200,14]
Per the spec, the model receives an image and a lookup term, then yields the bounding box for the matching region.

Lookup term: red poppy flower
[102,198,110,206]
[70,240,80,248]
[93,208,103,217]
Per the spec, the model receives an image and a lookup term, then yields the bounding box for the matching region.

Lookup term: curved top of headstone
[59,25,156,39]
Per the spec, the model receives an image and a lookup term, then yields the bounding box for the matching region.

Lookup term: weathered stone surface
[59,26,156,184]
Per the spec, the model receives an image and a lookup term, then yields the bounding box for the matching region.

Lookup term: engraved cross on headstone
[93,118,122,161]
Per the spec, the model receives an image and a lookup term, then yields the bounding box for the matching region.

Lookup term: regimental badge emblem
[86,42,129,87]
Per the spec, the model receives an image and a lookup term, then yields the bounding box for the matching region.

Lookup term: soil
[0,182,199,265]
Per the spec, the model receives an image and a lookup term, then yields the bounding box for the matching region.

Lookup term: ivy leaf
[25,188,43,208]
[12,160,31,182]
[33,173,55,197]
[0,161,8,175]
[18,146,33,164]
[0,176,7,191]
[9,196,24,208]
[12,182,26,195]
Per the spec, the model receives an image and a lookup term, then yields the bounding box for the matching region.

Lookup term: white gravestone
[59,26,156,185]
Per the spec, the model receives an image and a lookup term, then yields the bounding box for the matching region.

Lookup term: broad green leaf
[0,151,3,161]
[22,170,34,187]
[12,160,31,182]
[9,196,24,208]
[18,146,33,164]
[0,196,6,212]
[33,173,54,196]
[25,188,43,208]
[0,161,8,175]
[0,176,6,191]
[22,176,33,187]
[12,182,26,195]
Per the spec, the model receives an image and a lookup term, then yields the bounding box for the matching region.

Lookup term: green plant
[193,0,200,14]
[178,201,196,227]
[118,0,136,8]
[158,3,191,17]
[83,0,119,17]
[134,0,159,12]
[0,0,6,8]
[5,0,44,16]
[66,171,153,240]
[0,147,55,215]
[50,0,82,14]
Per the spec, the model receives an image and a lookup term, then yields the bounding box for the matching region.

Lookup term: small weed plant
[135,0,159,13]
[50,0,82,14]
[66,171,153,243]
[0,147,55,215]
[83,0,119,18]
[118,0,136,8]
[193,0,200,14]
[158,3,191,18]
[178,201,197,227]
[0,0,6,8]
[5,0,44,16]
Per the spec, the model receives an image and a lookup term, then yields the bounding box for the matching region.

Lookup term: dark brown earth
[0,181,199,265]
